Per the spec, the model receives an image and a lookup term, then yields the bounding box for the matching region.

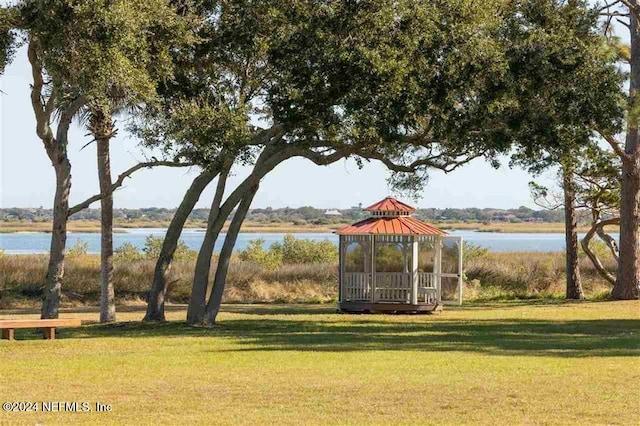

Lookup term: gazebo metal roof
[336,216,446,235]
[364,197,415,213]
[336,197,446,235]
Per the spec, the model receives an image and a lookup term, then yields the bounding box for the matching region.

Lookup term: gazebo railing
[343,272,371,301]
[375,272,411,302]
[417,272,438,304]
[342,271,440,304]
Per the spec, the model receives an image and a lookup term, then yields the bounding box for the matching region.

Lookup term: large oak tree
[2,0,194,319]
[137,0,624,324]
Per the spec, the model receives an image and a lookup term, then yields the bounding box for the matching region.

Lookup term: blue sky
[1,45,554,210]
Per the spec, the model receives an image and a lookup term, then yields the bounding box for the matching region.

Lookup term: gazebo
[336,197,463,313]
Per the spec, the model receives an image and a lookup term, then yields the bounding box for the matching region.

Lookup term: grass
[0,301,638,425]
[0,219,618,234]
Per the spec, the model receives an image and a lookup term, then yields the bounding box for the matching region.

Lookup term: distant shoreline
[0,220,615,234]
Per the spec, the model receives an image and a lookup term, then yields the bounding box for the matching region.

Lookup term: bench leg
[1,328,14,340]
[42,327,56,340]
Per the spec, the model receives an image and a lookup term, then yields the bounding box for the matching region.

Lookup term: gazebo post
[370,234,376,303]
[435,236,442,303]
[338,235,343,303]
[411,236,419,305]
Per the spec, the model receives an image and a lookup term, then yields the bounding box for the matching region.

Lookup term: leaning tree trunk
[94,110,116,322]
[562,164,584,300]
[186,148,287,325]
[615,5,640,300]
[41,156,72,319]
[204,184,259,325]
[186,162,233,325]
[143,168,218,322]
[582,217,619,286]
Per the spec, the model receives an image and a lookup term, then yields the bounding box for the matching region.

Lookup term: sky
[0,45,556,211]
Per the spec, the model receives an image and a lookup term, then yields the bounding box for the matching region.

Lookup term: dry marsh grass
[0,248,616,309]
[0,254,337,308]
[464,251,615,300]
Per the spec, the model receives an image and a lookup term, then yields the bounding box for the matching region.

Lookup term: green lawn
[1,301,639,425]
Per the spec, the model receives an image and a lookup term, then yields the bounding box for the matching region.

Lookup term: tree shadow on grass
[44,315,640,358]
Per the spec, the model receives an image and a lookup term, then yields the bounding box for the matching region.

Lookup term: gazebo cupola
[336,197,463,313]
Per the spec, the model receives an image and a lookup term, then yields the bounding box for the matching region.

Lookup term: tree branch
[68,161,193,216]
[597,130,631,161]
[55,94,87,146]
[581,217,620,286]
[598,0,623,12]
[27,40,54,146]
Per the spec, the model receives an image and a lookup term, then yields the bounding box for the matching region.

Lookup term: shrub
[271,234,338,264]
[238,238,283,271]
[463,241,489,263]
[142,235,197,262]
[114,243,145,262]
[67,240,89,258]
[240,235,338,269]
[142,235,164,258]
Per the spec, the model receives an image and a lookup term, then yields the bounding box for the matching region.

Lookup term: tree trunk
[204,184,259,325]
[143,168,218,322]
[186,147,287,325]
[186,162,233,325]
[41,156,72,319]
[562,164,584,300]
[616,151,640,298]
[615,6,640,300]
[95,111,116,323]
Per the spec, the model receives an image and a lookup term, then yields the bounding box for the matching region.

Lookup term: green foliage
[344,243,365,273]
[114,242,145,262]
[113,236,197,262]
[141,235,164,259]
[66,240,89,258]
[238,238,283,271]
[135,0,625,200]
[374,243,406,273]
[240,235,338,269]
[0,6,19,72]
[506,0,625,172]
[271,234,338,265]
[463,242,490,263]
[573,144,621,212]
[142,235,197,262]
[18,0,195,105]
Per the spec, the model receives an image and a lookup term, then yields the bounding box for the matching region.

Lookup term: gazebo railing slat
[343,272,371,301]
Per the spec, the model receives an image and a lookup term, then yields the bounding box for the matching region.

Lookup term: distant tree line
[1,205,566,224]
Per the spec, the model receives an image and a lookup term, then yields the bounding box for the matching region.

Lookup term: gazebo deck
[339,301,442,314]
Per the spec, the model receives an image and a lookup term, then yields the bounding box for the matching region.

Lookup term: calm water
[0,228,619,254]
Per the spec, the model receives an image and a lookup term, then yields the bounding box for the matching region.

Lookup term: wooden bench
[0,319,82,340]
